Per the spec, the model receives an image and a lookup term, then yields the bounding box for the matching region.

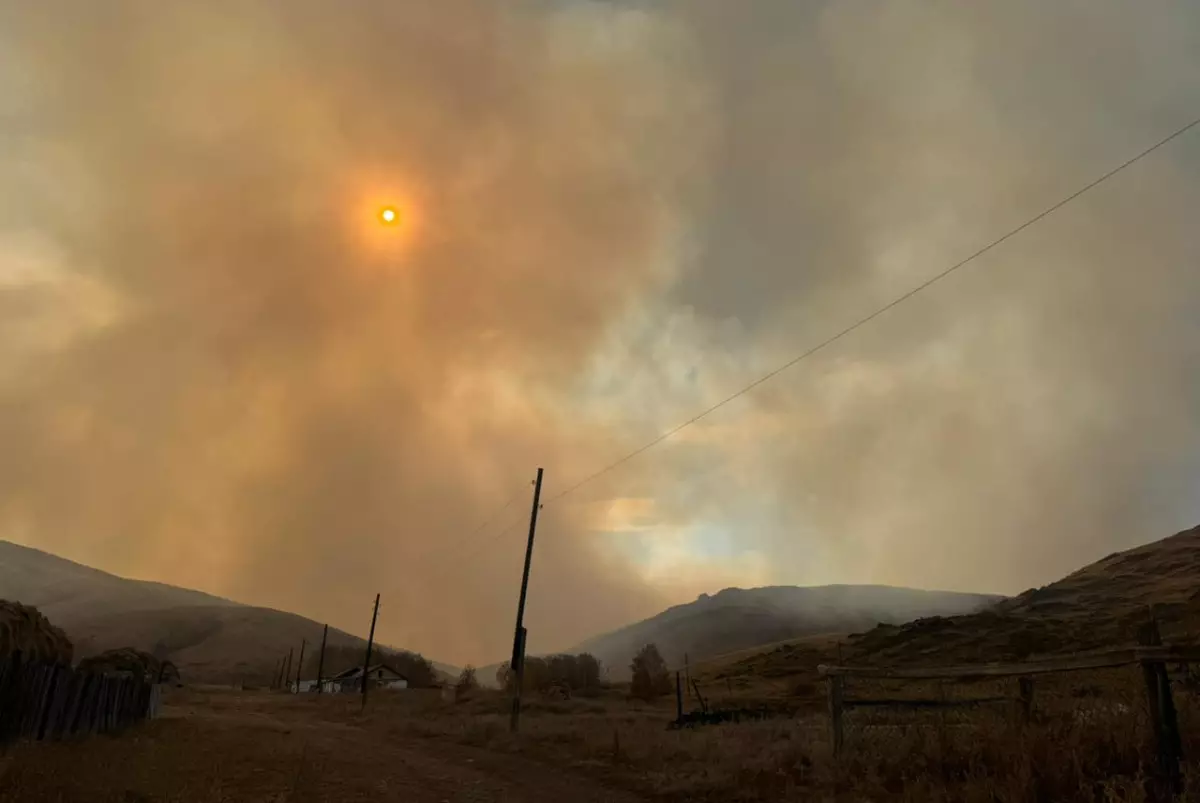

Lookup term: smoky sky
[1,0,1199,665]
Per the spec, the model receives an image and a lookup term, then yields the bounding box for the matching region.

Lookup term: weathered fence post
[0,653,19,742]
[316,624,329,695]
[675,671,683,723]
[690,678,708,714]
[35,666,61,741]
[93,677,109,734]
[68,673,92,736]
[828,674,845,757]
[1138,619,1182,797]
[1017,676,1035,724]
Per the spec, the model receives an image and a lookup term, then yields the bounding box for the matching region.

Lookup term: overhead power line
[543,114,1200,508]
[401,480,531,570]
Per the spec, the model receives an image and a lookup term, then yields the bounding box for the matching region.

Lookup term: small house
[322,663,409,694]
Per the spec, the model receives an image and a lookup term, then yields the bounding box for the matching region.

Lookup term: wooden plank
[844,696,1010,709]
[827,675,844,757]
[67,673,92,736]
[0,653,20,744]
[818,645,1200,681]
[1139,621,1182,799]
[35,666,62,741]
[1018,677,1034,723]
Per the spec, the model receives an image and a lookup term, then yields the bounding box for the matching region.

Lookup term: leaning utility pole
[361,593,381,709]
[294,639,307,691]
[316,624,329,695]
[284,648,294,692]
[509,467,545,733]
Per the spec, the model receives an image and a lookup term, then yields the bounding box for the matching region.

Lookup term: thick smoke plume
[1,0,1199,664]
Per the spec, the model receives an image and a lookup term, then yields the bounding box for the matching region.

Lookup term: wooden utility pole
[294,639,307,691]
[316,624,329,695]
[284,648,294,692]
[509,467,544,733]
[361,593,381,709]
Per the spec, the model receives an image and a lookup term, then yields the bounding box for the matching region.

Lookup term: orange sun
[379,206,399,225]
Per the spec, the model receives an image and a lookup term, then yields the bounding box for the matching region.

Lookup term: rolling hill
[694,523,1200,695]
[843,523,1200,666]
[567,584,1003,679]
[0,540,455,684]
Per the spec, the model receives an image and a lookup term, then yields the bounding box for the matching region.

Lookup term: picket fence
[0,653,162,744]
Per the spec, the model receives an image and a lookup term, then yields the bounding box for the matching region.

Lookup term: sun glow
[345,178,423,266]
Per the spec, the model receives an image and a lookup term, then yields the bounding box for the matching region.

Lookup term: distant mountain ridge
[570,584,1004,678]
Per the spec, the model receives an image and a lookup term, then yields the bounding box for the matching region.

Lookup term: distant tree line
[495,652,602,694]
[300,645,438,688]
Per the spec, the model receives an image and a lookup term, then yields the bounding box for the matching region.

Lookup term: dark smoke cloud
[2,0,1200,664]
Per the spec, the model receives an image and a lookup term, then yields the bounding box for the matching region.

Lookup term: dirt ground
[4,674,1198,802]
[0,688,648,803]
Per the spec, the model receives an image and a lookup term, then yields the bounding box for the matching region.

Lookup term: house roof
[328,663,409,682]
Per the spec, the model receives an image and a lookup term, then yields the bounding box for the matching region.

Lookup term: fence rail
[818,622,1188,799]
[0,653,161,745]
[817,646,1200,680]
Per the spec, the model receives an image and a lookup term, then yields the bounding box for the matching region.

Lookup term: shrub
[630,643,671,700]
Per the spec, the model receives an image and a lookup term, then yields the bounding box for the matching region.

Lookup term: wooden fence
[0,652,162,745]
[818,621,1193,795]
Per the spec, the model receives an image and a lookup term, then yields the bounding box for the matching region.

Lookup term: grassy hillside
[697,524,1200,700]
[0,540,445,684]
[845,523,1200,666]
[0,541,237,622]
[569,584,1002,679]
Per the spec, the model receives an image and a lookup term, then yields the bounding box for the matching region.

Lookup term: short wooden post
[0,653,21,742]
[1138,619,1182,796]
[1018,676,1034,723]
[35,666,61,741]
[294,639,307,692]
[827,674,845,757]
[690,678,707,714]
[70,674,92,735]
[675,671,683,723]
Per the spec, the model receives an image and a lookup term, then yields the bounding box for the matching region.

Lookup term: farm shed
[322,663,409,693]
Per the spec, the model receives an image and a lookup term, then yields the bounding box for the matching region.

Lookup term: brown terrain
[0,540,999,688]
[696,525,1200,699]
[0,541,445,684]
[5,525,1200,801]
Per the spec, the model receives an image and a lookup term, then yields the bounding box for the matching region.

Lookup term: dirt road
[0,691,648,803]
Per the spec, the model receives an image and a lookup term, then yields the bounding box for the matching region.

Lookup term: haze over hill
[568,584,1002,679]
[844,524,1200,666]
[689,524,1200,697]
[0,540,458,683]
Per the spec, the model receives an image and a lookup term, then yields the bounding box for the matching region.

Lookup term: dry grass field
[6,527,1200,801]
[4,667,1200,802]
